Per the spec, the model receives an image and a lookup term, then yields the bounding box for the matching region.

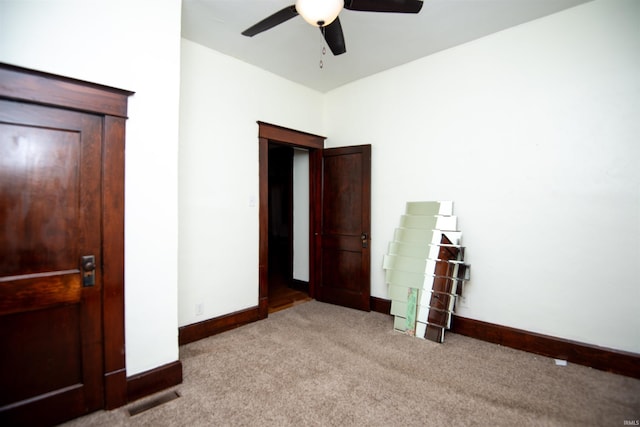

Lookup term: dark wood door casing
[0,64,133,411]
[257,122,325,319]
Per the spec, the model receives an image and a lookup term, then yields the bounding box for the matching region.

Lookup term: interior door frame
[257,122,325,319]
[0,63,132,410]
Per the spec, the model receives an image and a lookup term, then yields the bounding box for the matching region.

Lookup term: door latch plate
[81,255,96,287]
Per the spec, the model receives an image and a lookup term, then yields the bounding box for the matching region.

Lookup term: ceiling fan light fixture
[295,0,344,27]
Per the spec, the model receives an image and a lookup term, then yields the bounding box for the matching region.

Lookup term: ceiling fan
[241,0,424,56]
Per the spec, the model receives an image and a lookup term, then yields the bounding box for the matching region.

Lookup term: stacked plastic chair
[383,201,469,343]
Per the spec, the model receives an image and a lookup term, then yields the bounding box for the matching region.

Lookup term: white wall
[0,0,182,375]
[324,0,640,353]
[293,150,310,282]
[178,39,322,326]
[5,0,634,378]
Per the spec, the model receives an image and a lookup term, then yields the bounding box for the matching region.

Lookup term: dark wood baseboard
[125,305,262,405]
[451,316,640,379]
[370,297,640,379]
[370,296,392,315]
[178,306,260,345]
[127,361,183,403]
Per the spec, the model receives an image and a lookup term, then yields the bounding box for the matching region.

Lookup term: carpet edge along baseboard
[177,298,639,380]
[370,296,639,380]
[178,306,260,345]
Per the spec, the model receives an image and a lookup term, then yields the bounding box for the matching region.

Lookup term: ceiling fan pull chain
[319,27,326,69]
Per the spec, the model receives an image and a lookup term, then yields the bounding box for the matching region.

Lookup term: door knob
[81,255,96,287]
[83,259,96,271]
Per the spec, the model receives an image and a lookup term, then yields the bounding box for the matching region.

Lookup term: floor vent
[128,390,181,416]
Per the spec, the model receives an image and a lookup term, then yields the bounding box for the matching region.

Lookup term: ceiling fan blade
[241,5,298,37]
[321,17,346,56]
[344,0,423,13]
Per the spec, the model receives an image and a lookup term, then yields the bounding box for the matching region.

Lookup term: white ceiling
[182,0,591,93]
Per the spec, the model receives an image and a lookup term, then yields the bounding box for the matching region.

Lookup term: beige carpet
[64,300,640,426]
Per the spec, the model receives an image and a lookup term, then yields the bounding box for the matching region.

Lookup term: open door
[315,145,371,311]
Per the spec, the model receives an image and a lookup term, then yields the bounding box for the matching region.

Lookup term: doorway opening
[257,122,325,319]
[257,122,371,316]
[267,144,312,313]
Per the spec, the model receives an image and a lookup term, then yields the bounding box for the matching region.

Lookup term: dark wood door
[0,100,104,425]
[316,145,371,311]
